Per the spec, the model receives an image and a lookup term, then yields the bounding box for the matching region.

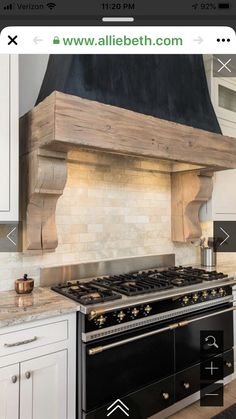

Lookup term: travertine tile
[2,149,228,291]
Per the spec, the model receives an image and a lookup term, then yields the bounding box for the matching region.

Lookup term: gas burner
[171,278,186,287]
[51,282,121,305]
[149,271,203,287]
[199,270,228,281]
[92,273,173,296]
[161,266,228,283]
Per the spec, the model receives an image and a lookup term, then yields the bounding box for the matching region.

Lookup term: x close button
[8,35,18,45]
[217,58,231,73]
[213,55,236,77]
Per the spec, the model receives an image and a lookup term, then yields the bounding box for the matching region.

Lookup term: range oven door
[175,306,233,371]
[82,320,175,414]
[81,303,233,418]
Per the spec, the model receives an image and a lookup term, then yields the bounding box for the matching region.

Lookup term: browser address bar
[0,26,235,54]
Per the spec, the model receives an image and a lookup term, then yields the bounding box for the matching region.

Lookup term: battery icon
[218,3,230,8]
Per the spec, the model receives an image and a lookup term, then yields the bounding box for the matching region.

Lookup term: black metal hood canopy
[37,54,221,134]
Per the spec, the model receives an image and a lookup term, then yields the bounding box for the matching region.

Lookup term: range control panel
[84,285,232,332]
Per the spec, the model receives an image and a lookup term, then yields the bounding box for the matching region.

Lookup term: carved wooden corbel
[171,171,213,242]
[21,148,67,250]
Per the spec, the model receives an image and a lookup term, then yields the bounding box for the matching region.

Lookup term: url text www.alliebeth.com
[53,35,183,47]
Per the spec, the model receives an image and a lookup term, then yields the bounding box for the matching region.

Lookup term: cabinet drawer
[0,320,68,356]
[85,376,174,419]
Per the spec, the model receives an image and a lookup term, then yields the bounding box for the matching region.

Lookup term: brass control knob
[219,288,225,296]
[192,293,199,302]
[183,382,190,390]
[96,315,106,327]
[211,289,217,297]
[117,311,126,321]
[144,305,152,314]
[162,392,170,400]
[131,307,139,317]
[88,309,104,321]
[202,290,208,299]
[182,296,189,305]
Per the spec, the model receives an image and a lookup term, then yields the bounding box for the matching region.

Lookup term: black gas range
[52,265,229,304]
[52,264,236,419]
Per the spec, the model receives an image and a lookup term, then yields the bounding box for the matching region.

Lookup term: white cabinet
[0,314,76,419]
[20,351,67,419]
[200,56,236,221]
[0,55,19,221]
[0,363,19,419]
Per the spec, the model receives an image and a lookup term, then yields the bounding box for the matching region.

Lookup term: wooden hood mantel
[20,91,236,250]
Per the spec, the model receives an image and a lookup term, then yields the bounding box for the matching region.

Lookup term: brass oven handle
[88,322,179,355]
[88,305,236,356]
[4,336,38,348]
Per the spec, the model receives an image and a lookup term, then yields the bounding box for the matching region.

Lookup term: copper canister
[15,274,34,294]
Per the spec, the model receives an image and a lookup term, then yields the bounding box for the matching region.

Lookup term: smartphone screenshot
[0,2,236,419]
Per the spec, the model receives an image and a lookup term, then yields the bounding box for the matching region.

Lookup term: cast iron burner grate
[165,266,228,281]
[51,281,122,305]
[51,266,229,302]
[92,273,174,296]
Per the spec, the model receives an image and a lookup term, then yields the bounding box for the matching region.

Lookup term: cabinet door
[0,363,19,419]
[201,59,236,221]
[0,55,10,212]
[20,351,67,419]
[0,55,18,221]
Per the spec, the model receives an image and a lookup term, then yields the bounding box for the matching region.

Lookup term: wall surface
[1,149,201,291]
[0,54,231,292]
[19,54,49,116]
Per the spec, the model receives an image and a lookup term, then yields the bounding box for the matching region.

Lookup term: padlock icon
[53,36,60,45]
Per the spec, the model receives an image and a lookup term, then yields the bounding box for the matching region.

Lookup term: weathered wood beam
[20,91,236,170]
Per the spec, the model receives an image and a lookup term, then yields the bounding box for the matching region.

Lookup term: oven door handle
[88,322,179,355]
[88,305,235,356]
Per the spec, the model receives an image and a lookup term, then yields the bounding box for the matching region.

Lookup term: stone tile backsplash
[0,149,214,291]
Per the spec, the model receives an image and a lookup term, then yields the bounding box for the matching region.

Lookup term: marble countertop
[0,287,79,328]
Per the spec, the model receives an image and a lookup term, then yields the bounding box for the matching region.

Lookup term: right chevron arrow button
[219,227,230,246]
[213,221,236,252]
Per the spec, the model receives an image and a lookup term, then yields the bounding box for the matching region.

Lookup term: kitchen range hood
[36,55,221,134]
[20,55,236,250]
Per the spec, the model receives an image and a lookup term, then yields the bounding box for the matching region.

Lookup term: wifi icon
[47,2,56,9]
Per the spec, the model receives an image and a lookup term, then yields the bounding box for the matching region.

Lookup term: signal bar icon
[4,3,14,10]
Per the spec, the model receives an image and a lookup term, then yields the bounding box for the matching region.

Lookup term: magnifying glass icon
[205,335,219,349]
